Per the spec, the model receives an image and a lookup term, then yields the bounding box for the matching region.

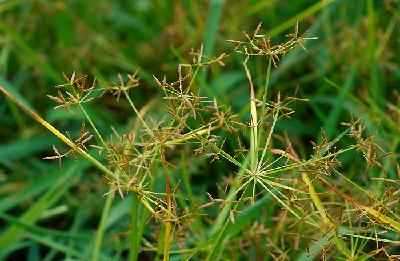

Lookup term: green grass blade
[0,161,87,251]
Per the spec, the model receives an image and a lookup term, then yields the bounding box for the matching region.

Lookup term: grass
[0,1,399,260]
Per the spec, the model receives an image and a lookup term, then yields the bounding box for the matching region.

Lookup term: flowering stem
[129,194,139,261]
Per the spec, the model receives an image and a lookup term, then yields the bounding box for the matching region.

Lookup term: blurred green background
[0,0,399,260]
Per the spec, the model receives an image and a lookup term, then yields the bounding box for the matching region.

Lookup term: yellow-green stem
[0,85,115,179]
[243,60,258,171]
[129,194,140,261]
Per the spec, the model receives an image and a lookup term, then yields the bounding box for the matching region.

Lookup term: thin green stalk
[163,218,171,261]
[78,104,107,148]
[259,57,272,124]
[92,193,113,261]
[129,194,139,261]
[259,146,357,176]
[180,151,195,208]
[123,90,154,137]
[136,176,155,257]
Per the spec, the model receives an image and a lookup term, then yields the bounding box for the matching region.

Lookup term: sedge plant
[1,23,399,260]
